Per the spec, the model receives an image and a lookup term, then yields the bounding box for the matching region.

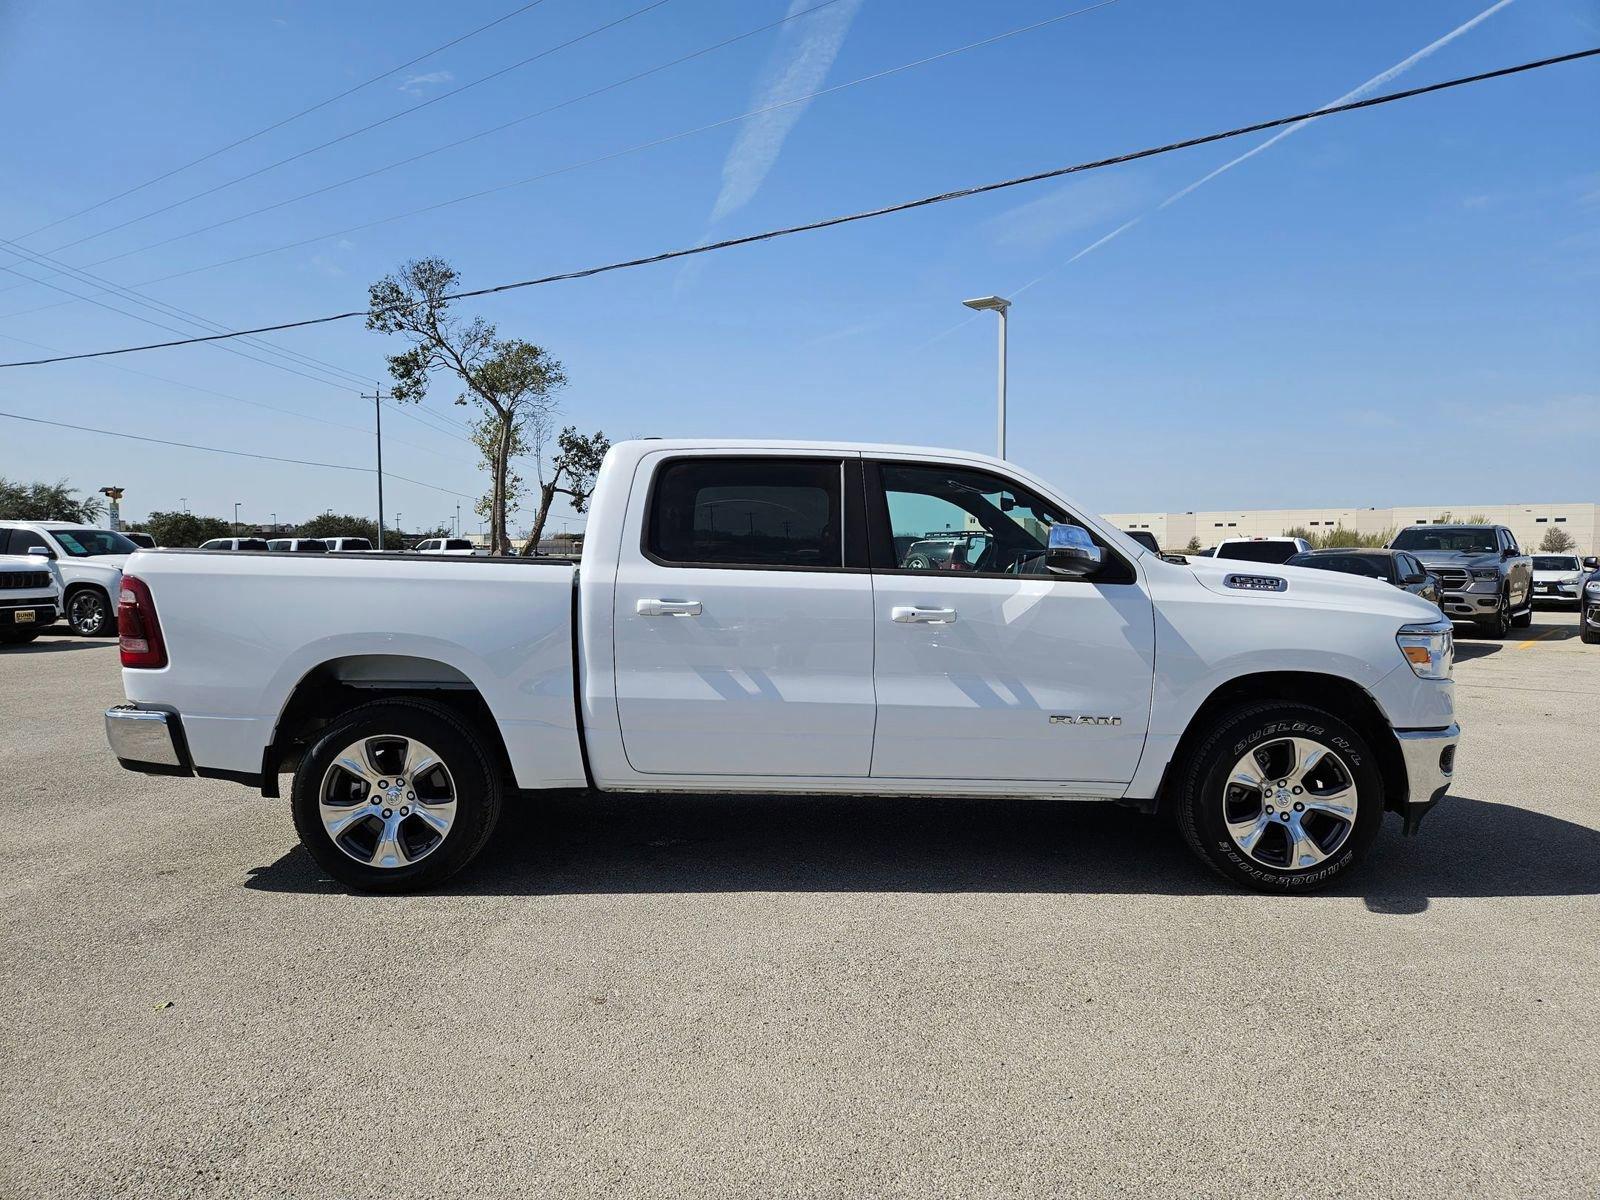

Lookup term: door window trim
[862,459,1135,584]
[638,454,871,574]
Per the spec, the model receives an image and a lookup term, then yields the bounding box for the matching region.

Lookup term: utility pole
[234,502,241,533]
[364,388,387,550]
[454,504,461,537]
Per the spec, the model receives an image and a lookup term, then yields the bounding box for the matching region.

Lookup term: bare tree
[520,428,610,555]
[1539,526,1577,553]
[367,258,566,554]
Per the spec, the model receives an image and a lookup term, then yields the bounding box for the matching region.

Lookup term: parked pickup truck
[1389,524,1533,638]
[104,440,1459,894]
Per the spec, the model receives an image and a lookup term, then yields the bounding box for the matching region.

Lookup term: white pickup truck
[105,440,1459,894]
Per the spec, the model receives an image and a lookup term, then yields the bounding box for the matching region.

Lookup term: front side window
[294,540,328,553]
[268,540,291,551]
[876,463,1100,577]
[50,528,136,557]
[647,457,843,569]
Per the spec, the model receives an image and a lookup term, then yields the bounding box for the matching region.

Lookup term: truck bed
[122,549,587,789]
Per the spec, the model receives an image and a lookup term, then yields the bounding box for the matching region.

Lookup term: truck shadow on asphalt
[246,790,1600,913]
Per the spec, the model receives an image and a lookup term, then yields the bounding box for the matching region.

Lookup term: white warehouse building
[1103,502,1600,556]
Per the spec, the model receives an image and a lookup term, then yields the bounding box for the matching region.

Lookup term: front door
[611,454,876,777]
[865,460,1155,784]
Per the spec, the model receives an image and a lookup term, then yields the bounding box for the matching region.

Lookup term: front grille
[0,571,50,590]
[1433,567,1470,591]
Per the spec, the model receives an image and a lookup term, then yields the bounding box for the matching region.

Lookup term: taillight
[118,575,167,669]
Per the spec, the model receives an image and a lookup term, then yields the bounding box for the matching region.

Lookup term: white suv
[0,552,63,645]
[412,537,479,555]
[0,521,135,637]
[1531,554,1585,607]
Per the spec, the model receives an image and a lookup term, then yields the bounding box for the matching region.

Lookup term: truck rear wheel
[290,698,503,893]
[1174,702,1383,893]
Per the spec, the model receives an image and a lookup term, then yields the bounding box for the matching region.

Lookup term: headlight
[1397,621,1453,680]
[1469,568,1499,581]
[1587,580,1600,595]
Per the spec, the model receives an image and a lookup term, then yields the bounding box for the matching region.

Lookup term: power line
[26,0,675,260]
[4,0,1112,296]
[12,1,553,242]
[0,409,478,499]
[4,46,1593,371]
[0,328,475,466]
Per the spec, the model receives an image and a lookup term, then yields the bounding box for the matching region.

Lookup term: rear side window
[445,539,471,551]
[647,457,842,569]
[295,540,328,553]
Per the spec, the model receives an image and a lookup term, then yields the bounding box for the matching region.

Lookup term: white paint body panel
[117,440,1455,804]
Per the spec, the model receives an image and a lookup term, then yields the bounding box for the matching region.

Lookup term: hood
[67,555,128,574]
[1412,549,1501,569]
[1183,554,1440,622]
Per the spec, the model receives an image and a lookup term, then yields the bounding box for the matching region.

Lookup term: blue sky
[1,0,1596,533]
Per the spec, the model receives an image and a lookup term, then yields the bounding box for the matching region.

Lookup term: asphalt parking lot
[2,616,1597,1200]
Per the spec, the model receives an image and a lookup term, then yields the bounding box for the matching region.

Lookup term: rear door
[610,452,876,777]
[864,458,1155,785]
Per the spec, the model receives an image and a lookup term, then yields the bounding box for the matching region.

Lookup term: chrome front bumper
[1395,723,1459,832]
[105,704,191,776]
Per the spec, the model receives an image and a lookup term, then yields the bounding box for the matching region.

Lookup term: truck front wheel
[290,698,503,893]
[1174,702,1384,893]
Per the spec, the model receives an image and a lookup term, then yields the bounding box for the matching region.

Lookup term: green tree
[291,513,396,544]
[1538,526,1577,553]
[0,478,105,522]
[144,511,233,547]
[1184,536,1203,554]
[520,428,610,555]
[368,258,567,554]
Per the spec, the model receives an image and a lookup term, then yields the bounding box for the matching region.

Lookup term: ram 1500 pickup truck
[1389,524,1533,638]
[104,441,1459,894]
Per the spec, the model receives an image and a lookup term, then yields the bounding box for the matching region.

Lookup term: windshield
[51,528,137,557]
[1216,541,1300,564]
[1533,555,1579,571]
[1288,553,1388,579]
[1391,527,1496,553]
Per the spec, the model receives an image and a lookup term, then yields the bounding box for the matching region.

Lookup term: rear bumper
[105,703,192,776]
[1395,723,1458,833]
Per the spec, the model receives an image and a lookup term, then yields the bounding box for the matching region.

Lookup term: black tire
[290,697,504,893]
[0,628,42,645]
[1582,623,1599,646]
[1478,592,1513,639]
[1174,701,1385,893]
[65,586,113,637]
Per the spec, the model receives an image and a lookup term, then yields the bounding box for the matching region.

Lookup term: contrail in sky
[710,0,866,224]
[1005,0,1517,299]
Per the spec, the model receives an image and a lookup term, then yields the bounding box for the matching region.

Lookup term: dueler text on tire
[290,697,504,893]
[1174,701,1384,893]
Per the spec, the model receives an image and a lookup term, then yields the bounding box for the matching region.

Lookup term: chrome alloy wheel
[318,736,457,869]
[1222,737,1358,870]
[69,590,108,635]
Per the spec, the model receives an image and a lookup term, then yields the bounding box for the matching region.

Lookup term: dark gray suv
[1390,524,1533,637]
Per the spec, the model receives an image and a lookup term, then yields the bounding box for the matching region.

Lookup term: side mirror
[1584,557,1598,570]
[26,545,56,560]
[1045,524,1104,578]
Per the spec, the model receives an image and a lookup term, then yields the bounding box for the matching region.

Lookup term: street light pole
[962,295,1011,459]
[234,502,241,534]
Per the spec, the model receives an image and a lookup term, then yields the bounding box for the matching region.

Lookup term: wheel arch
[1156,671,1407,817]
[262,654,514,799]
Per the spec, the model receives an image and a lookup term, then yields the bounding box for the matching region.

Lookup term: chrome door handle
[891,606,957,624]
[636,598,702,617]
